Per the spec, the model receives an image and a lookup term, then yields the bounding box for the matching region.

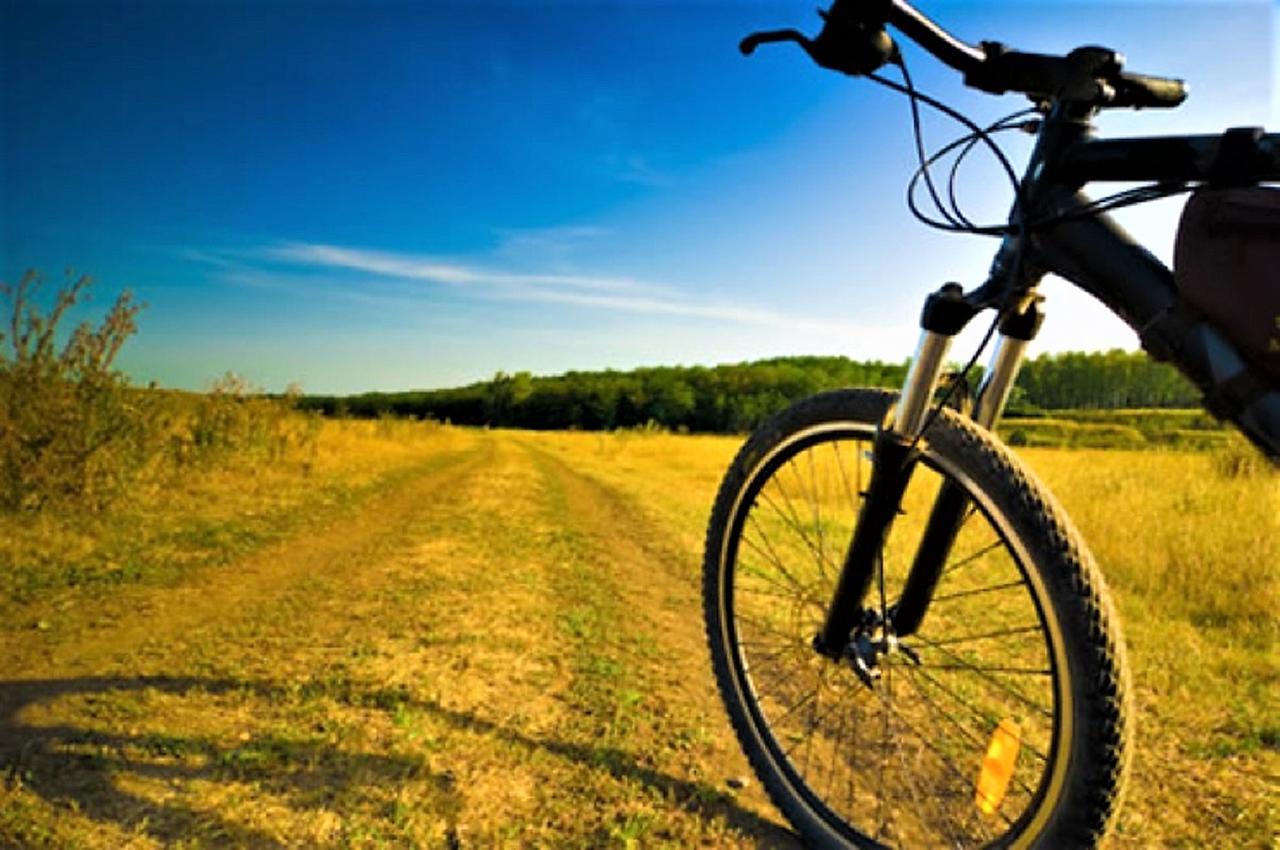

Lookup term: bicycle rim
[714,420,1071,848]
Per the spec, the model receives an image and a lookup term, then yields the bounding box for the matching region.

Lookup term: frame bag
[1174,186,1280,383]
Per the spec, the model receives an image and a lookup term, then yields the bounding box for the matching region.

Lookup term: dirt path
[1,432,796,848]
[0,443,489,683]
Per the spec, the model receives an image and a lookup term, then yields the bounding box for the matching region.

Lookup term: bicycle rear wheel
[703,389,1131,849]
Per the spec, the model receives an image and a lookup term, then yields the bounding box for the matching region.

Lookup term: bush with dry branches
[0,270,144,509]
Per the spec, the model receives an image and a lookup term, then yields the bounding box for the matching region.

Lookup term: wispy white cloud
[245,241,885,340]
[269,241,667,296]
[493,224,612,262]
[179,248,246,269]
[494,285,810,328]
[268,243,481,286]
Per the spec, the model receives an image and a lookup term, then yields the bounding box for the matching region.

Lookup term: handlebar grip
[1114,72,1188,109]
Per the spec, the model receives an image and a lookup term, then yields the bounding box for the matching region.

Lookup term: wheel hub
[818,610,921,690]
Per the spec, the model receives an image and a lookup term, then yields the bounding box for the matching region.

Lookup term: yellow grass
[0,416,472,608]
[1,421,1275,848]
[530,430,1278,848]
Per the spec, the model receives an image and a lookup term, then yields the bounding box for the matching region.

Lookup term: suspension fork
[814,283,977,658]
[891,297,1044,638]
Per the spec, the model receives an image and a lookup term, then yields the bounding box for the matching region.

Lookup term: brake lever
[739,29,812,57]
[740,15,898,77]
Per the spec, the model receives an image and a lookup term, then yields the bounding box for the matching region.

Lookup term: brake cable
[843,42,1193,445]
[868,58,1029,235]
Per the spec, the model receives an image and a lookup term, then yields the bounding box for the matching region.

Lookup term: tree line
[298,350,1200,433]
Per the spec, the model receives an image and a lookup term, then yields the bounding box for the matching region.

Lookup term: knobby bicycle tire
[703,389,1132,849]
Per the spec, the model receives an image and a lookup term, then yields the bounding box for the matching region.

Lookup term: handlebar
[1113,72,1189,110]
[885,0,983,75]
[965,42,1187,110]
[742,0,1188,111]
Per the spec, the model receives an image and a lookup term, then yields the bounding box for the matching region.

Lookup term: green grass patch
[999,408,1236,451]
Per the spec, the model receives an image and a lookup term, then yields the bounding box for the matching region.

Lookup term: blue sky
[3,0,1275,393]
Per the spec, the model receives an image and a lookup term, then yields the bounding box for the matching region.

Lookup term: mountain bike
[701,2,1280,847]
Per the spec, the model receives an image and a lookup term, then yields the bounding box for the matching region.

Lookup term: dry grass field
[0,419,1275,848]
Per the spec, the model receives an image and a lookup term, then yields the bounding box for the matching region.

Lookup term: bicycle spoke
[831,439,863,516]
[764,685,820,729]
[884,536,1006,613]
[922,663,1051,676]
[797,684,822,771]
[930,578,1026,604]
[791,684,865,759]
[927,623,1043,647]
[735,612,809,648]
[942,536,1004,578]
[823,697,844,801]
[901,665,1042,799]
[736,553,820,611]
[745,658,813,697]
[907,662,1051,764]
[742,515,825,607]
[884,665,920,842]
[782,457,830,584]
[738,637,808,667]
[738,637,803,655]
[876,667,889,841]
[735,582,809,605]
[802,449,829,578]
[879,674,1019,829]
[758,486,839,579]
[896,676,1005,846]
[914,634,1053,719]
[850,671,860,816]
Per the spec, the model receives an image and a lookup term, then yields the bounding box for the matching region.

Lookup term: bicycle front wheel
[703,389,1131,849]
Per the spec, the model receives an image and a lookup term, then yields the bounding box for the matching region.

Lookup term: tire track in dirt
[2,431,799,847]
[517,440,800,848]
[323,433,799,846]
[1,435,553,849]
[0,439,491,687]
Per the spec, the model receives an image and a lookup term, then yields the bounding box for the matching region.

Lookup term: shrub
[0,271,143,510]
[0,272,318,512]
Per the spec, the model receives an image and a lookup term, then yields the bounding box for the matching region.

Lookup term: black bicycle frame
[817,110,1280,655]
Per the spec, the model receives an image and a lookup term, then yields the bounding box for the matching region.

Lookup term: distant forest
[299,350,1200,433]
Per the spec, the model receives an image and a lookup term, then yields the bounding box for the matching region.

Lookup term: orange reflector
[975,718,1022,816]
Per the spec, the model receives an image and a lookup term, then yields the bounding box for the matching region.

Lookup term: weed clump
[0,271,143,510]
[0,270,317,513]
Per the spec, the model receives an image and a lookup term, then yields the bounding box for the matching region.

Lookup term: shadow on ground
[0,675,797,847]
